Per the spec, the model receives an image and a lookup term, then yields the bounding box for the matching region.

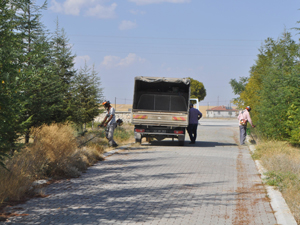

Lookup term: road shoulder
[247,137,297,225]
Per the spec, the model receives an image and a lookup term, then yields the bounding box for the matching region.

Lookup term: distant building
[206,106,238,118]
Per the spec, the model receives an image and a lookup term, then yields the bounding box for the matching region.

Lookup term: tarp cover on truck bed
[133,76,190,112]
[134,76,190,85]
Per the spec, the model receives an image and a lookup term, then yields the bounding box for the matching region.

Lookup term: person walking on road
[237,106,255,145]
[187,103,202,144]
[100,100,118,147]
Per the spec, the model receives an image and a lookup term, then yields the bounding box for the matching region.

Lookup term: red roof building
[206,106,238,118]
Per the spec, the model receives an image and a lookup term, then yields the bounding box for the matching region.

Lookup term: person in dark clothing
[187,103,202,144]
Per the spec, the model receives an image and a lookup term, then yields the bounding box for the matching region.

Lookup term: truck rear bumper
[134,125,186,142]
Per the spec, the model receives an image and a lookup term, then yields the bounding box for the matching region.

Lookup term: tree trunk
[25,131,30,144]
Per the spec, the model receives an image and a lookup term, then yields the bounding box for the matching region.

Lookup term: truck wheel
[178,135,185,146]
[135,138,141,144]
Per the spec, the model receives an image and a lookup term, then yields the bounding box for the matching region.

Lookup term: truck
[131,76,190,146]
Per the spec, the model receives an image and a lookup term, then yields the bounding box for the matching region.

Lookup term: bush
[114,125,134,143]
[31,124,78,177]
[285,104,300,145]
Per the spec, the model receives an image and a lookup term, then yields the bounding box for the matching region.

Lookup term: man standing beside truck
[100,100,118,147]
[187,103,202,144]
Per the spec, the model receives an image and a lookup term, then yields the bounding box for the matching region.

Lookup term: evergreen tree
[50,19,77,122]
[51,19,76,85]
[68,63,103,131]
[0,0,24,165]
[17,0,65,143]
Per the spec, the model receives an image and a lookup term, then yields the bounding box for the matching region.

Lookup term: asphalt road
[3,118,277,225]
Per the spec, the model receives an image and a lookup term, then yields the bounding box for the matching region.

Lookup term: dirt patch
[233,149,251,225]
[232,129,274,224]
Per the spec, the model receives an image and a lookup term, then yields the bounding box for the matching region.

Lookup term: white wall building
[206,106,238,118]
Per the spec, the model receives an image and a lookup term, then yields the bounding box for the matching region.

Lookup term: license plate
[153,130,166,133]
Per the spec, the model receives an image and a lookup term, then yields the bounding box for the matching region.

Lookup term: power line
[69,34,262,42]
[74,49,256,57]
[70,40,260,48]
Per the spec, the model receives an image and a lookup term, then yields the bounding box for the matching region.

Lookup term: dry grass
[0,149,44,205]
[253,141,300,223]
[31,124,79,177]
[0,123,107,206]
[0,122,134,209]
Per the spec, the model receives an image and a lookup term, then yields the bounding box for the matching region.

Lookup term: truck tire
[135,138,141,144]
[178,135,185,146]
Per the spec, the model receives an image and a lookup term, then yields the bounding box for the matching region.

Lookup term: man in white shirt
[100,100,118,147]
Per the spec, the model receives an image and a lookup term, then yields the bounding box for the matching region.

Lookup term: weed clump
[31,124,78,177]
[114,124,134,143]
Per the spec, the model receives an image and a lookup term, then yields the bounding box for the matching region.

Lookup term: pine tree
[51,19,76,85]
[50,19,77,122]
[17,0,65,143]
[68,63,103,131]
[0,0,24,165]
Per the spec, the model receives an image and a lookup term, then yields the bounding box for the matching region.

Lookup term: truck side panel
[132,111,188,127]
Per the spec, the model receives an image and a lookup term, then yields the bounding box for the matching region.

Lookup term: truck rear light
[135,129,145,133]
[133,115,148,119]
[174,130,184,134]
[172,117,186,121]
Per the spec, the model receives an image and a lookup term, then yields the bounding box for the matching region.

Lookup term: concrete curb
[247,139,297,225]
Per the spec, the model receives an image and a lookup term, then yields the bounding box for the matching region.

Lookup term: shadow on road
[140,140,237,148]
[189,141,238,147]
[18,167,237,224]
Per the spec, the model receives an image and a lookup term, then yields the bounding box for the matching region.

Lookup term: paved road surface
[4,119,277,224]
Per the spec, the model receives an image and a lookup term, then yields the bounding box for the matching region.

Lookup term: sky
[37,0,300,106]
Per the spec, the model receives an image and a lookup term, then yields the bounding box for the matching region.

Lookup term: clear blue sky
[38,0,300,106]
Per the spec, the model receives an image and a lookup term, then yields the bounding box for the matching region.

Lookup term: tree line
[0,0,103,167]
[230,30,300,145]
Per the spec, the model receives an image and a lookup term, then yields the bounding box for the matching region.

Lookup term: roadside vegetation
[230,25,300,222]
[0,123,134,209]
[0,1,135,216]
[1,1,103,168]
[252,141,300,223]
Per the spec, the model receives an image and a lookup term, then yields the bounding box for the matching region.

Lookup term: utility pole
[217,96,219,106]
[115,97,116,111]
[207,102,209,118]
